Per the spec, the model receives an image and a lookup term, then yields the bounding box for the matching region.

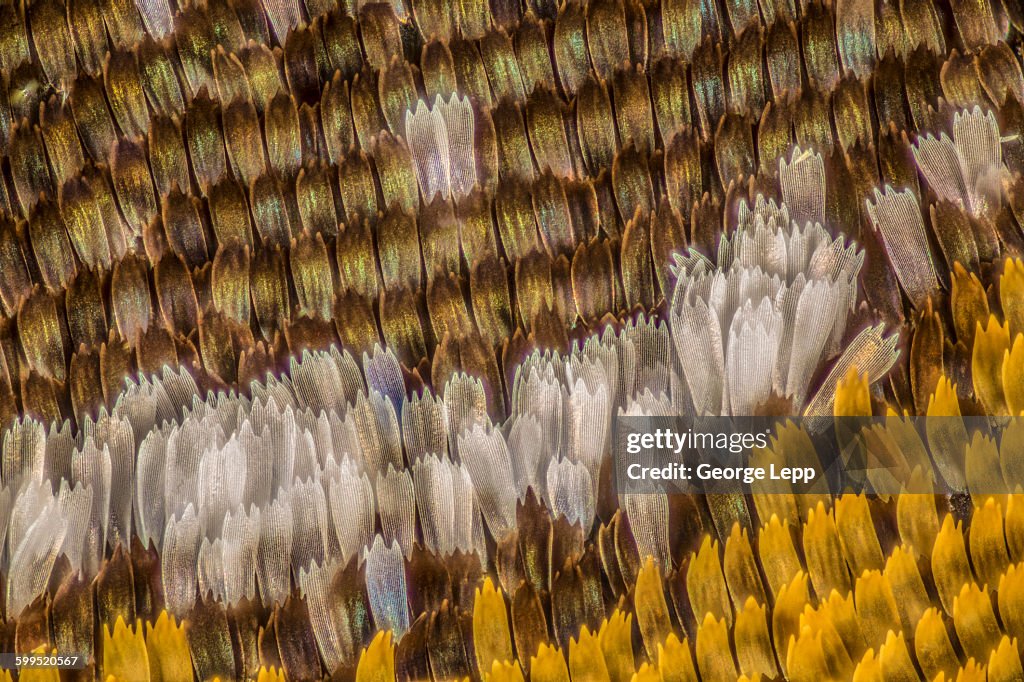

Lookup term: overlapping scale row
[0,0,1021,677]
[7,345,1024,679]
[0,139,891,673]
[0,0,1015,429]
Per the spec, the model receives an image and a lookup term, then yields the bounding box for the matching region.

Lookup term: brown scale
[357,4,403,75]
[65,267,107,351]
[491,99,535,182]
[136,325,181,378]
[213,45,253,108]
[240,43,286,116]
[649,55,691,146]
[184,596,236,681]
[273,595,324,680]
[553,0,590,96]
[0,3,29,76]
[296,161,340,239]
[551,544,606,650]
[376,204,421,293]
[395,613,430,681]
[290,230,334,320]
[457,0,493,40]
[510,580,548,667]
[514,492,554,598]
[104,48,150,141]
[222,97,267,189]
[320,79,354,166]
[691,37,726,141]
[494,177,542,261]
[322,10,364,82]
[434,331,505,415]
[906,47,946,132]
[762,21,799,101]
[429,601,474,680]
[283,28,322,108]
[13,595,51,656]
[589,167,618,240]
[174,7,217,97]
[649,198,687,298]
[137,37,187,119]
[226,598,265,681]
[8,62,46,132]
[663,127,703,218]
[513,15,553,96]
[207,308,259,384]
[336,152,378,228]
[377,56,418,139]
[526,85,573,179]
[932,201,986,275]
[489,0,524,38]
[832,75,873,153]
[714,112,757,190]
[877,123,919,197]
[153,252,199,337]
[951,265,990,350]
[19,371,63,422]
[419,199,461,283]
[612,142,656,226]
[446,37,490,109]
[9,119,53,220]
[514,249,557,334]
[420,39,457,103]
[110,138,158,239]
[160,188,209,270]
[620,208,656,310]
[820,150,859,237]
[793,86,834,158]
[334,215,380,300]
[531,169,577,257]
[100,331,136,406]
[96,544,137,635]
[467,257,513,351]
[473,101,501,191]
[407,550,456,618]
[576,75,618,176]
[249,172,295,248]
[425,274,474,352]
[999,98,1024,178]
[586,0,630,81]
[40,96,86,191]
[944,49,995,112]
[377,286,428,368]
[184,89,228,194]
[597,508,666,599]
[372,132,419,218]
[802,0,842,91]
[110,253,153,345]
[51,569,96,674]
[873,51,911,131]
[28,0,76,89]
[456,190,496,265]
[613,64,657,155]
[212,244,254,325]
[0,218,32,317]
[18,286,67,384]
[571,238,618,325]
[146,115,190,201]
[624,0,648,65]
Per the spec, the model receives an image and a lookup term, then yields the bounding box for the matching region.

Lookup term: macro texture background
[0,0,1022,678]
